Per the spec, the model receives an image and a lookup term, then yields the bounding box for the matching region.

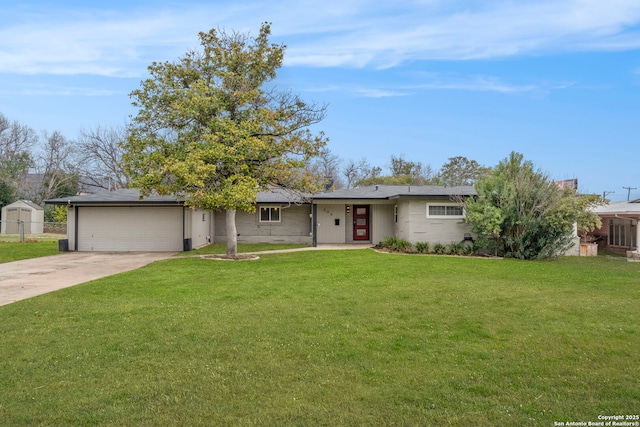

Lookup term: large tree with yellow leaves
[123,23,327,256]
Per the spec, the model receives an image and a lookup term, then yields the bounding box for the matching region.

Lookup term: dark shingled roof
[45,189,182,205]
[313,185,476,200]
[45,185,475,206]
[45,188,310,205]
[255,188,311,204]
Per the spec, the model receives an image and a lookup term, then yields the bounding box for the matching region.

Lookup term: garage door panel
[78,207,183,252]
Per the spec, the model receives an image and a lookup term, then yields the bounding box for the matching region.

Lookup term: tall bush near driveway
[465,152,594,260]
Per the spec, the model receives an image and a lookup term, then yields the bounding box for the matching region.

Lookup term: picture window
[427,204,464,218]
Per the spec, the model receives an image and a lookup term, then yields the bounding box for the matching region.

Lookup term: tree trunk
[226,208,238,257]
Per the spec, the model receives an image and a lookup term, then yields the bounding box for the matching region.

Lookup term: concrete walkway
[0,245,373,306]
[243,244,373,255]
[0,252,174,306]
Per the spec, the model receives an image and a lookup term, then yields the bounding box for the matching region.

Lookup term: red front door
[353,205,370,241]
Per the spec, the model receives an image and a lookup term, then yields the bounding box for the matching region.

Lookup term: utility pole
[623,186,637,201]
[602,190,615,200]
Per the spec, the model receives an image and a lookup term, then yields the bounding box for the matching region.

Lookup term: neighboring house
[0,200,44,234]
[46,185,476,252]
[592,199,640,254]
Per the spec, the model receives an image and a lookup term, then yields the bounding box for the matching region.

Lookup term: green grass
[0,240,60,263]
[0,233,65,243]
[0,251,638,426]
[186,242,309,255]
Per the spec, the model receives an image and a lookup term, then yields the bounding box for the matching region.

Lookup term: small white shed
[1,200,45,234]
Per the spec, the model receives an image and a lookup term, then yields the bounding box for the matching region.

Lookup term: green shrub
[432,243,447,254]
[462,242,475,255]
[380,236,397,249]
[449,242,466,256]
[394,239,413,253]
[463,152,602,260]
[380,236,413,253]
[415,242,430,254]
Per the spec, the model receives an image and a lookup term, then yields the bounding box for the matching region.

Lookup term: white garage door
[77,206,183,252]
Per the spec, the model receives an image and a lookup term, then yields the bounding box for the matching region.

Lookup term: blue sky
[1,0,639,201]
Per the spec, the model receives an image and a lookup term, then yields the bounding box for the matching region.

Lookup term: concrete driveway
[0,252,175,306]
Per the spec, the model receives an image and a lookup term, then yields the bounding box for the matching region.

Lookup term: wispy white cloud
[0,5,194,76]
[0,0,639,76]
[0,83,121,97]
[307,84,408,98]
[412,78,540,95]
[283,0,640,67]
[412,73,578,95]
[351,88,409,98]
[308,73,573,98]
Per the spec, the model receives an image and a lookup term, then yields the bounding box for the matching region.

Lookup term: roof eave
[44,199,185,206]
[596,212,640,217]
[312,196,391,201]
[388,194,474,200]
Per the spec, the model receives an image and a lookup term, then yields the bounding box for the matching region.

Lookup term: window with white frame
[426,203,464,218]
[259,206,281,222]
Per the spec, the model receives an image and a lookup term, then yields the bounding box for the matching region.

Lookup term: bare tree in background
[387,154,435,185]
[0,114,37,206]
[308,147,344,189]
[343,158,382,189]
[76,125,130,191]
[435,156,490,186]
[28,131,79,204]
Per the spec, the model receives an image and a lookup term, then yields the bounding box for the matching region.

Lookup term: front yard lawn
[0,240,60,263]
[186,242,309,255]
[0,251,638,426]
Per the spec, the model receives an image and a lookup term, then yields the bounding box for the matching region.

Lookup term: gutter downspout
[182,204,196,252]
[74,206,78,251]
[312,203,318,247]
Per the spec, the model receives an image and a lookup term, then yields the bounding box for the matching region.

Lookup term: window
[259,206,280,222]
[394,205,398,223]
[609,219,636,248]
[427,204,464,218]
